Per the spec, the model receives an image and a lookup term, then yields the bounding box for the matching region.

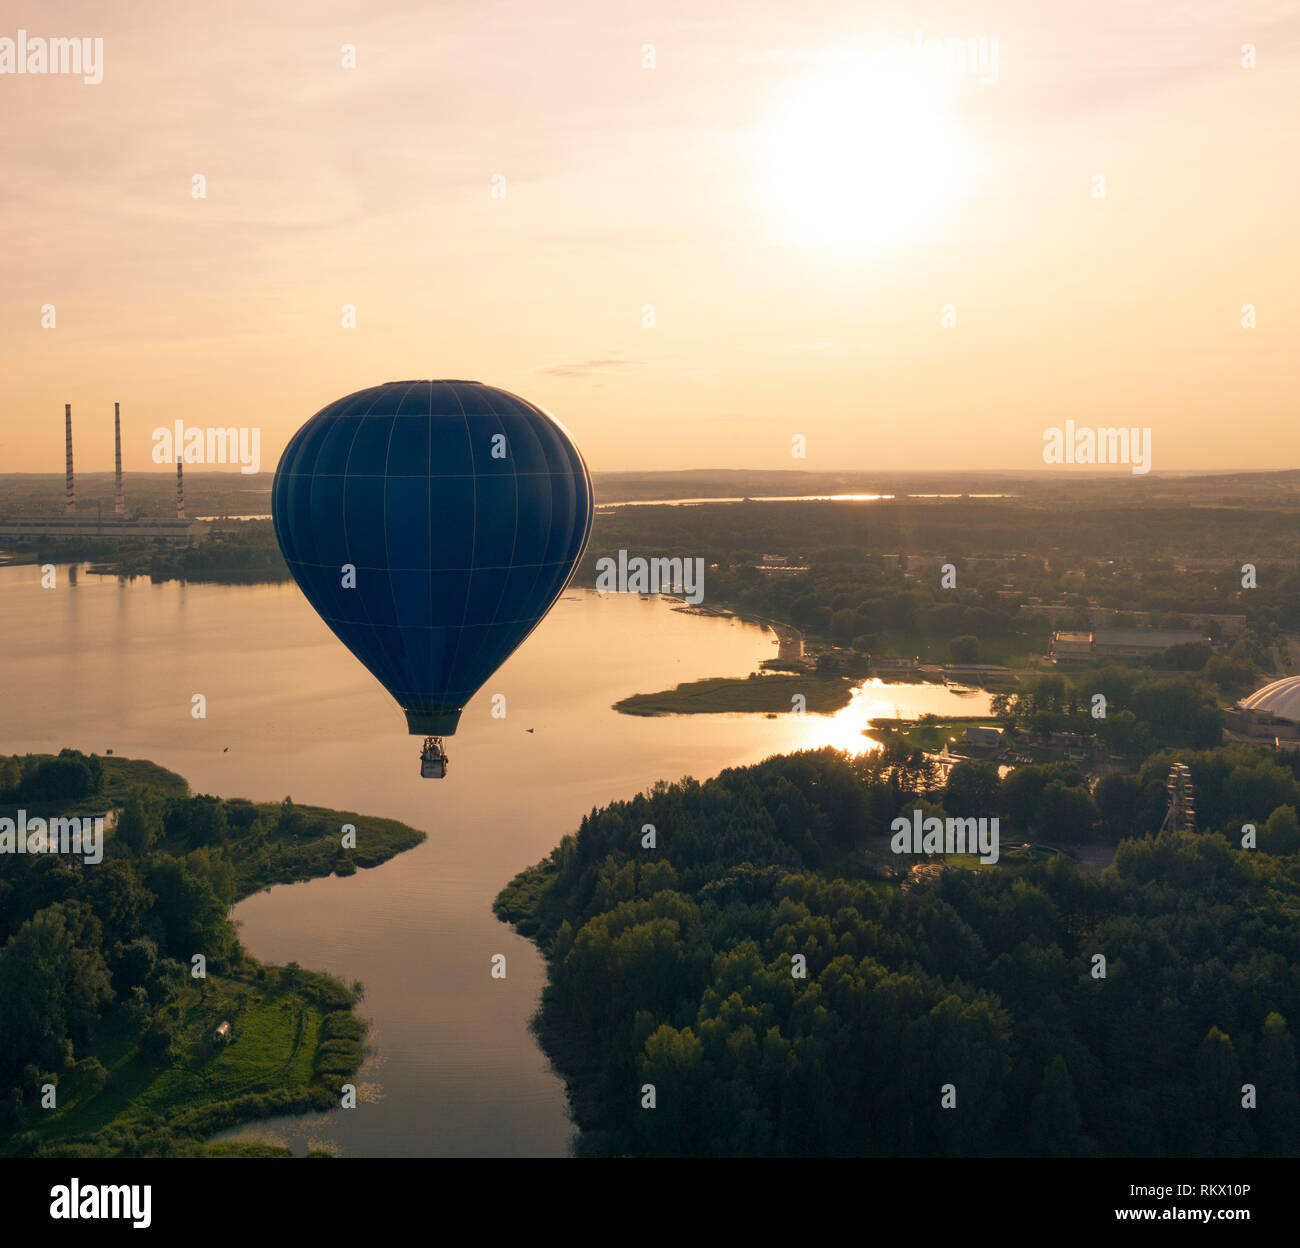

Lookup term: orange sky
[2,0,1297,474]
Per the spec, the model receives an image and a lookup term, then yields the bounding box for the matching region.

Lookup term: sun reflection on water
[792,678,992,757]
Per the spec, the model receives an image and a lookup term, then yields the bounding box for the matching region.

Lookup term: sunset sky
[2,0,1297,474]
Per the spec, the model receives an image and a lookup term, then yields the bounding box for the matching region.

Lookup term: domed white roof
[1239,676,1300,723]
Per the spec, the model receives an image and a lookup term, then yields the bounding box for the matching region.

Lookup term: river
[0,563,989,1155]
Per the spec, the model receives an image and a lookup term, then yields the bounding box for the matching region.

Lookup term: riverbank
[0,752,424,1158]
[0,573,810,1158]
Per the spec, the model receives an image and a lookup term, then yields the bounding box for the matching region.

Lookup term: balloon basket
[420,736,449,780]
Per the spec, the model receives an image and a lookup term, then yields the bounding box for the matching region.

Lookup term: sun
[760,57,967,251]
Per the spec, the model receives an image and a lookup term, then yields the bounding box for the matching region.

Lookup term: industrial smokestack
[176,456,184,519]
[64,404,75,513]
[114,402,124,515]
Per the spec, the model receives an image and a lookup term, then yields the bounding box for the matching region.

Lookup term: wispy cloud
[539,356,639,378]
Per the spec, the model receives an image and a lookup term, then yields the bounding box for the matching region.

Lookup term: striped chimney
[114,402,124,514]
[176,456,184,519]
[64,404,75,513]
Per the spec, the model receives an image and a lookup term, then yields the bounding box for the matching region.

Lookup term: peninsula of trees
[0,750,424,1157]
[497,744,1300,1157]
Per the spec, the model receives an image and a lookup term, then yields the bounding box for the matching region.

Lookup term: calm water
[0,564,988,1156]
[193,493,1018,519]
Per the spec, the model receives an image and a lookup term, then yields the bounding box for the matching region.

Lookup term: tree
[1225,760,1298,822]
[114,797,151,855]
[140,1014,179,1067]
[1035,780,1100,844]
[1094,773,1140,840]
[0,903,113,1083]
[636,1025,708,1155]
[830,609,857,643]
[224,798,260,831]
[1028,1055,1085,1156]
[0,755,21,800]
[1001,766,1051,832]
[1196,1026,1244,1151]
[1205,655,1255,697]
[944,761,1000,819]
[72,1055,109,1099]
[1095,709,1148,756]
[1132,678,1223,749]
[949,635,980,664]
[923,994,1012,1157]
[276,797,306,839]
[113,938,160,996]
[1261,805,1300,855]
[81,860,155,971]
[1258,1013,1299,1153]
[25,756,93,802]
[882,745,938,797]
[145,858,235,964]
[186,795,228,847]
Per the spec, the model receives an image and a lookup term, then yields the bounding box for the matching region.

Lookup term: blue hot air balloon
[272,380,593,777]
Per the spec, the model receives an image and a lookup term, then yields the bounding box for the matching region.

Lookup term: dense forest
[497,745,1300,1157]
[0,750,423,1156]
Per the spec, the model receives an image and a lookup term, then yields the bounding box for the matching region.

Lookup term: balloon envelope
[272,380,593,735]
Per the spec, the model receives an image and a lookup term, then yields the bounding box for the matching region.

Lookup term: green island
[0,750,424,1158]
[496,742,1300,1157]
[614,672,858,716]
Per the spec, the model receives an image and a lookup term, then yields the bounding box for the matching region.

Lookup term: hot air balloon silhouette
[272,380,593,778]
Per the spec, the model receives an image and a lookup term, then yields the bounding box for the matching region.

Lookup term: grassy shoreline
[614,672,858,716]
[0,752,424,1158]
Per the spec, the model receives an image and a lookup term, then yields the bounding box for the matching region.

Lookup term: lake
[0,563,989,1155]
